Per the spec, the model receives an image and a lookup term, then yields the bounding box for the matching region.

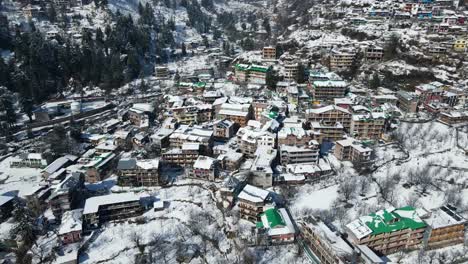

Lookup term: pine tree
[181,43,187,56]
[369,72,381,89]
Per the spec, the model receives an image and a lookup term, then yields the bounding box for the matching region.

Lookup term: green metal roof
[268,111,279,119]
[256,221,264,228]
[261,208,286,228]
[194,82,206,88]
[234,64,269,73]
[363,206,427,235]
[249,66,269,73]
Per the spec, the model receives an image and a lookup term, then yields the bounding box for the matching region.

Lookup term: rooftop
[83,192,141,215]
[346,206,427,239]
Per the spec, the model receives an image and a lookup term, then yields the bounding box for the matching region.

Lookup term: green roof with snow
[260,208,286,228]
[363,206,427,235]
[234,64,270,73]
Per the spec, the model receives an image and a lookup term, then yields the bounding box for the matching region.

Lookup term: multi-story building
[262,46,276,60]
[213,119,236,140]
[311,80,347,101]
[81,152,117,183]
[10,153,47,169]
[171,105,212,125]
[419,205,467,250]
[188,156,219,181]
[350,113,386,140]
[415,82,445,105]
[329,48,356,71]
[300,218,355,264]
[217,150,244,171]
[283,63,299,82]
[257,206,296,244]
[279,141,320,165]
[249,146,277,188]
[311,121,345,142]
[162,143,201,166]
[396,91,419,113]
[278,126,317,146]
[364,45,384,61]
[453,38,467,52]
[237,126,275,158]
[439,110,468,125]
[218,103,252,127]
[306,105,352,132]
[234,64,271,84]
[252,101,269,121]
[58,209,83,245]
[155,66,170,79]
[116,158,160,187]
[48,172,85,218]
[334,138,372,162]
[346,206,427,254]
[169,125,213,149]
[127,103,154,127]
[83,192,145,230]
[238,184,271,222]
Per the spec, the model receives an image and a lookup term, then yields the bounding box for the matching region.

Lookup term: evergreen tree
[262,17,271,35]
[369,72,381,89]
[181,43,187,56]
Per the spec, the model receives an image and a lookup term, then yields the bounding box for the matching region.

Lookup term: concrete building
[257,206,296,244]
[162,143,201,166]
[364,45,384,61]
[300,218,356,264]
[311,80,347,101]
[279,141,320,165]
[238,184,271,222]
[218,103,252,127]
[283,63,300,82]
[334,138,372,162]
[419,205,467,250]
[249,146,277,188]
[346,206,427,254]
[58,209,83,245]
[262,46,276,60]
[48,172,85,218]
[329,48,356,71]
[116,158,160,187]
[83,193,145,230]
[188,156,219,181]
[306,105,352,132]
[350,113,386,140]
[396,91,419,113]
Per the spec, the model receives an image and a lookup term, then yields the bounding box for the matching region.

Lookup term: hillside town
[0,0,468,263]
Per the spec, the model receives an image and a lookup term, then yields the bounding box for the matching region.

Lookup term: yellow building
[453,38,467,52]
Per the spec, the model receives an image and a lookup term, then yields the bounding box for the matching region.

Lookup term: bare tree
[130,230,145,254]
[338,177,357,202]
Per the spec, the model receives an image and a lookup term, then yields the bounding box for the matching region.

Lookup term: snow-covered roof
[305,220,354,257]
[420,205,466,229]
[58,209,83,235]
[136,159,160,170]
[43,156,74,175]
[131,103,154,113]
[238,184,269,203]
[193,156,216,170]
[260,207,295,237]
[0,195,14,207]
[83,192,141,215]
[306,105,350,115]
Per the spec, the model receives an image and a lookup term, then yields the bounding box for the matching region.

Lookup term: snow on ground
[0,157,43,198]
[292,184,339,211]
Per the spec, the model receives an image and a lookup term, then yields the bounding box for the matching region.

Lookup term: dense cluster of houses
[2,0,467,261]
